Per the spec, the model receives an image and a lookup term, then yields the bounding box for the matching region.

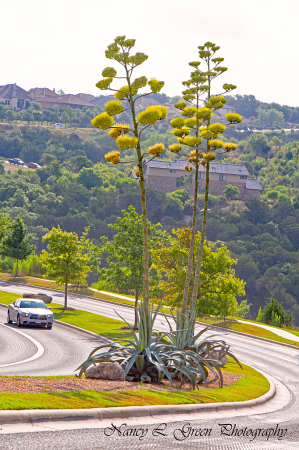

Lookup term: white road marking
[0,323,44,367]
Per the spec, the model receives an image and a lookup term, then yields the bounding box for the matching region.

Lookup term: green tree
[152,227,245,319]
[248,133,270,153]
[260,293,292,328]
[0,216,35,276]
[258,108,284,126]
[79,226,101,276]
[91,35,168,315]
[4,109,14,122]
[0,213,11,242]
[69,155,93,172]
[99,206,167,327]
[41,226,89,309]
[32,110,43,124]
[22,110,34,124]
[269,136,282,149]
[224,184,240,200]
[61,111,70,128]
[77,167,103,189]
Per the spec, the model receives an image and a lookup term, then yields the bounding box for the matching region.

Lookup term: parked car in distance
[7,298,54,329]
[8,158,24,166]
[51,123,63,127]
[27,162,41,169]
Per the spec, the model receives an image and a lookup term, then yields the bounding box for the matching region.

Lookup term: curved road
[0,281,298,448]
[0,308,107,376]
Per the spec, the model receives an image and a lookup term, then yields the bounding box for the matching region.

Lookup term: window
[170,170,176,173]
[5,100,10,105]
[240,175,247,179]
[252,193,259,198]
[219,174,226,181]
[199,172,205,180]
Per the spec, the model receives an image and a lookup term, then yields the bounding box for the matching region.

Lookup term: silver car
[7,298,54,329]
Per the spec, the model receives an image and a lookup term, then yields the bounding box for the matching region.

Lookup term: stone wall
[146,175,178,193]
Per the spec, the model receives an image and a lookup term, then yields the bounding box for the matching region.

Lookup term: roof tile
[245,178,263,190]
[146,159,249,176]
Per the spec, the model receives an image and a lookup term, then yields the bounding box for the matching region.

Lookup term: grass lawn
[0,273,142,308]
[0,291,133,342]
[0,292,270,410]
[199,317,299,347]
[0,360,269,411]
[0,273,171,313]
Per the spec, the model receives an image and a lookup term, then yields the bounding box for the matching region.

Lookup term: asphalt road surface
[0,308,107,376]
[0,281,298,449]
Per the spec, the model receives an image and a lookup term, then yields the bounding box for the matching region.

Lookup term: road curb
[0,371,276,425]
[1,280,298,350]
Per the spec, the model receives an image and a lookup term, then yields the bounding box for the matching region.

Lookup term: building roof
[245,178,263,191]
[146,159,250,176]
[91,95,118,108]
[76,93,96,102]
[34,94,95,107]
[28,87,59,98]
[0,84,33,101]
[222,104,236,110]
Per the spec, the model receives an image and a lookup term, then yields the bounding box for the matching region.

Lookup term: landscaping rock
[23,293,52,304]
[210,352,228,367]
[85,363,125,381]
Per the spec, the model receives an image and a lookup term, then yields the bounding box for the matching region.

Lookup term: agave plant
[77,300,242,389]
[77,301,174,384]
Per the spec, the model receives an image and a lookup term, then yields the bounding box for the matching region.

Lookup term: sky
[2,0,299,107]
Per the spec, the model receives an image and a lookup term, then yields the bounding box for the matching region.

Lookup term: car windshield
[20,301,47,309]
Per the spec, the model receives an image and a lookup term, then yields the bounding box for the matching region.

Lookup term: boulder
[85,362,125,381]
[210,352,228,367]
[23,293,52,304]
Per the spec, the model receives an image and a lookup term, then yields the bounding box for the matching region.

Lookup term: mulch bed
[0,372,242,394]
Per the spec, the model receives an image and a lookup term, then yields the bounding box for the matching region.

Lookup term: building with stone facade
[139,159,262,199]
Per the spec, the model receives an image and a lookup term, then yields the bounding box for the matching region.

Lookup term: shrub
[258,294,293,328]
[14,254,46,277]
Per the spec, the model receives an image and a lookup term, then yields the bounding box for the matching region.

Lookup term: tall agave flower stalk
[169,42,243,333]
[91,36,168,315]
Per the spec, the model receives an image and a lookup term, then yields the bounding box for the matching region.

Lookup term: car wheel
[47,325,52,330]
[17,315,22,327]
[7,312,12,324]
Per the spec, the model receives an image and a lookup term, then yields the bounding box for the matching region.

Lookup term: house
[91,95,180,121]
[32,93,95,110]
[0,84,34,110]
[28,87,59,99]
[91,95,119,108]
[142,159,262,199]
[76,93,96,103]
[214,104,237,123]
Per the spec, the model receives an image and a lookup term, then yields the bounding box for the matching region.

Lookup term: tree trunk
[64,281,68,310]
[15,259,19,277]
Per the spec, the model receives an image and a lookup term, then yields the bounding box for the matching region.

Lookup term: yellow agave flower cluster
[105,151,121,164]
[138,105,168,126]
[148,143,164,156]
[169,101,242,169]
